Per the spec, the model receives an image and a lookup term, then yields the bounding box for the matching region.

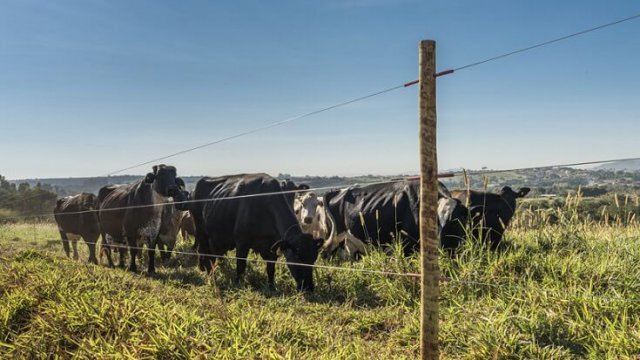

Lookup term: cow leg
[197,233,212,272]
[85,234,99,265]
[71,239,79,260]
[147,238,157,274]
[112,238,127,268]
[128,246,138,272]
[127,237,139,273]
[100,232,115,268]
[261,252,277,288]
[118,247,126,268]
[235,245,250,285]
[59,231,71,258]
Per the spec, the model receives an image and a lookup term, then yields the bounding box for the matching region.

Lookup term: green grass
[1,205,640,359]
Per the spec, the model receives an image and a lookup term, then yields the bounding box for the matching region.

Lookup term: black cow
[322,180,468,257]
[98,165,188,273]
[190,174,322,291]
[53,193,100,264]
[451,186,530,249]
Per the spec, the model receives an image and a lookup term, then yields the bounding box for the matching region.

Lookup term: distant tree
[0,174,58,220]
[18,183,30,192]
[580,186,608,197]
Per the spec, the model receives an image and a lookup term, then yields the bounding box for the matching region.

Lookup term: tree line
[0,174,57,222]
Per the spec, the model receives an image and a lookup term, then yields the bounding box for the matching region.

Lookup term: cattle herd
[53,164,530,292]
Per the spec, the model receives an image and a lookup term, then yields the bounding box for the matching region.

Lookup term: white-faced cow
[98,165,188,273]
[190,174,322,291]
[293,192,330,239]
[451,186,530,249]
[322,180,468,258]
[53,193,100,264]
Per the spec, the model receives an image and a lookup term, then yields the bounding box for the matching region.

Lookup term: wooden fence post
[419,39,439,360]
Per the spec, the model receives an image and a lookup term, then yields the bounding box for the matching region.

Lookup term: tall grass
[1,193,640,358]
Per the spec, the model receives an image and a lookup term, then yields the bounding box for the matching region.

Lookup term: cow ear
[517,187,531,198]
[152,165,159,175]
[299,184,310,190]
[145,173,156,184]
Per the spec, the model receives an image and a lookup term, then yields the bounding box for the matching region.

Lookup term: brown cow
[180,211,197,248]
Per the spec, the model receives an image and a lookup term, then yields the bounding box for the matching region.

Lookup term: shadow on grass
[148,267,206,287]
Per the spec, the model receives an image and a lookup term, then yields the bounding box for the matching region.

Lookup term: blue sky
[1,0,639,179]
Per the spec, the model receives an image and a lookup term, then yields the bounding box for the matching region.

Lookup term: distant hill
[8,174,404,197]
[9,175,204,197]
[593,160,640,172]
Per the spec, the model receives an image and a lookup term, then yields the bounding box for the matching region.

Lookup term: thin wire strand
[8,178,406,220]
[403,12,640,83]
[31,237,422,278]
[11,155,640,219]
[106,84,408,176]
[15,236,640,305]
[445,277,640,306]
[446,156,640,178]
[454,13,640,72]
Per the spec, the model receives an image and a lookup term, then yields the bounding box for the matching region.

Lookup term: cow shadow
[147,267,206,287]
[120,250,400,309]
[193,260,387,308]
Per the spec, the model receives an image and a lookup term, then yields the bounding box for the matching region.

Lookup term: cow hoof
[128,266,137,273]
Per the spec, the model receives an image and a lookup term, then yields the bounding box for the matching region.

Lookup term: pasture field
[1,199,640,359]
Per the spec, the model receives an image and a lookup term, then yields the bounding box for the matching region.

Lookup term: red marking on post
[434,69,455,77]
[394,174,452,181]
[437,173,455,178]
[404,79,419,87]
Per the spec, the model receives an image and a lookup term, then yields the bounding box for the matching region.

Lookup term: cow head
[296,192,320,225]
[496,186,530,228]
[145,165,180,197]
[470,186,530,249]
[171,178,191,211]
[145,165,190,207]
[273,233,322,291]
